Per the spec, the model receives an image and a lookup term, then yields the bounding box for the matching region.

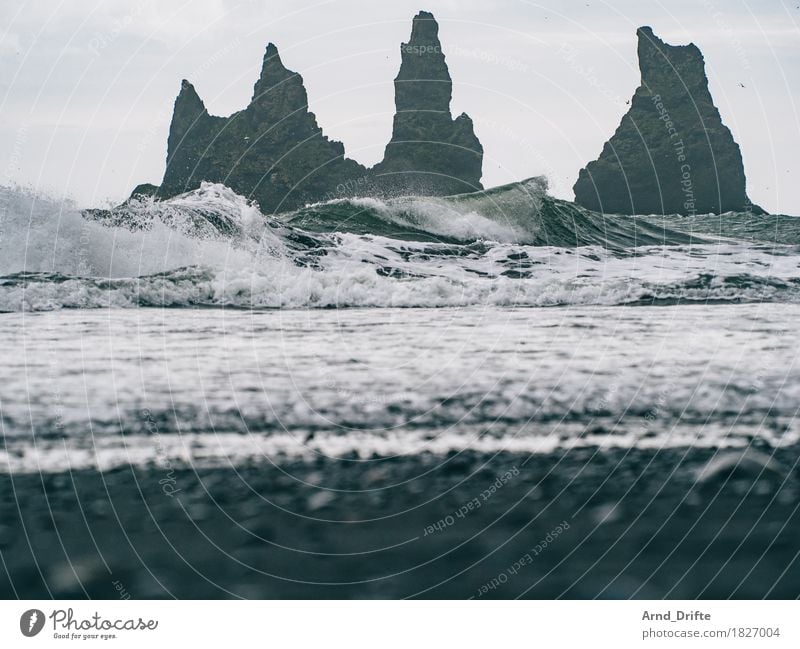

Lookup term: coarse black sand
[2,445,799,599]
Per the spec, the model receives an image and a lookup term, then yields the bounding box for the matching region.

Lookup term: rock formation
[141,12,483,213]
[573,26,761,215]
[372,10,483,196]
[157,44,368,213]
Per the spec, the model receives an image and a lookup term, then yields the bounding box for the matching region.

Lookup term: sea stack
[136,12,482,212]
[371,11,483,196]
[573,26,761,216]
[158,44,367,213]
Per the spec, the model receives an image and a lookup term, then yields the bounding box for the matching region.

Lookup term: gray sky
[1,0,798,213]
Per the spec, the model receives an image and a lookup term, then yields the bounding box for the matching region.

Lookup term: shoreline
[3,445,798,599]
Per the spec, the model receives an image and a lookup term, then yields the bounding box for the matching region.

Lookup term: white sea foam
[1,303,799,474]
[4,422,792,474]
[1,182,799,313]
[0,184,283,279]
[346,194,529,242]
[2,184,799,476]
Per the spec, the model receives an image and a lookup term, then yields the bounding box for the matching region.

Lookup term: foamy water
[1,183,799,312]
[1,182,799,474]
[1,304,798,473]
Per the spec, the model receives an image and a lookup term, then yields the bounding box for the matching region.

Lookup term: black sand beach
[3,446,798,599]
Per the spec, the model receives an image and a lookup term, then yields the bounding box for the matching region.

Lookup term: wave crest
[0,181,798,311]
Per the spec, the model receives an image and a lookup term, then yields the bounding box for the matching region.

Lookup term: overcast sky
[1,0,798,213]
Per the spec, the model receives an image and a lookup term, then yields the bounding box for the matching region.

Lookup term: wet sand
[2,445,798,599]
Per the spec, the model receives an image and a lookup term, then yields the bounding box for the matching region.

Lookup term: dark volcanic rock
[372,11,483,196]
[573,26,761,216]
[141,12,482,213]
[157,44,368,214]
[129,183,159,199]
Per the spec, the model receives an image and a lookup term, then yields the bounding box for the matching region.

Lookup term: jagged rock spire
[573,26,760,215]
[165,80,207,149]
[142,13,483,210]
[373,10,483,196]
[158,42,365,212]
[394,10,452,113]
[250,43,310,121]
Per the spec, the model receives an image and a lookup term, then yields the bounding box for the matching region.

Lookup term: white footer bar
[1,601,795,647]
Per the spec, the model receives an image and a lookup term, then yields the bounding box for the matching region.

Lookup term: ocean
[1,180,799,598]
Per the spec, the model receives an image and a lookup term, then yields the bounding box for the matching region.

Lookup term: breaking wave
[0,179,798,312]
